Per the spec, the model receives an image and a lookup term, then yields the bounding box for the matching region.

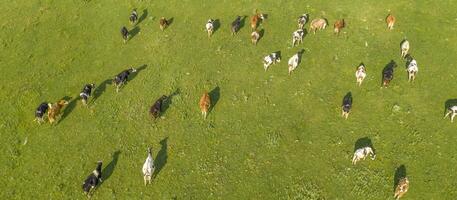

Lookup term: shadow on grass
[213,19,221,34]
[93,79,112,102]
[161,88,180,116]
[130,26,140,40]
[129,64,147,81]
[354,137,374,152]
[153,137,168,178]
[138,9,148,25]
[101,150,121,185]
[209,86,220,113]
[394,165,406,192]
[59,96,76,123]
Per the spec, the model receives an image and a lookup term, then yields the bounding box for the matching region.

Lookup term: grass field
[1,0,457,199]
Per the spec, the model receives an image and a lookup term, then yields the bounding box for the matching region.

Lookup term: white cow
[206,19,214,37]
[400,40,410,58]
[352,146,376,165]
[142,147,155,185]
[355,64,367,86]
[263,52,281,71]
[288,53,300,75]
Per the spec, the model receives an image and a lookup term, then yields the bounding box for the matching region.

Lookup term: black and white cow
[150,95,168,119]
[297,14,309,29]
[292,29,305,47]
[263,52,281,71]
[129,10,138,25]
[34,102,49,124]
[80,83,95,105]
[231,16,242,35]
[113,68,137,92]
[342,94,352,119]
[121,26,129,43]
[82,161,103,197]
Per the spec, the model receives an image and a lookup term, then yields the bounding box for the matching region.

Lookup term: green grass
[1,0,457,199]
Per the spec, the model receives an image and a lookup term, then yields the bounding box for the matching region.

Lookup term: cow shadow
[393,165,407,192]
[297,49,305,65]
[153,137,168,178]
[130,26,140,40]
[161,88,180,116]
[129,64,147,81]
[381,60,397,86]
[213,19,221,34]
[167,17,174,27]
[100,150,120,186]
[59,96,76,123]
[238,16,247,30]
[354,137,374,152]
[209,86,220,113]
[138,9,148,25]
[342,91,353,107]
[444,99,457,115]
[93,79,112,102]
[257,29,265,44]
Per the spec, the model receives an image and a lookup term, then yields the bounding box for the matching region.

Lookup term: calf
[297,14,309,29]
[142,147,155,185]
[112,68,137,92]
[34,102,49,124]
[82,161,103,197]
[231,16,242,35]
[206,19,214,37]
[251,30,260,45]
[159,17,169,31]
[333,19,345,35]
[341,94,352,119]
[80,83,95,105]
[352,147,375,165]
[129,10,138,25]
[48,99,69,124]
[121,26,129,43]
[310,18,327,34]
[263,52,281,71]
[382,66,394,88]
[288,53,300,75]
[394,177,409,199]
[406,58,418,82]
[199,92,211,119]
[292,29,304,47]
[386,14,396,30]
[400,40,410,59]
[250,10,265,30]
[150,95,168,119]
[355,64,366,86]
[444,105,457,122]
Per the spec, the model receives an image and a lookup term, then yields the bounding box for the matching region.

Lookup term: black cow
[82,161,103,197]
[80,83,95,105]
[113,68,137,92]
[129,10,138,25]
[150,95,168,119]
[121,26,129,43]
[34,102,49,124]
[382,67,394,88]
[231,16,242,35]
[342,93,352,119]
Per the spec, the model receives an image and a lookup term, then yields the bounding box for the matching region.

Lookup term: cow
[250,10,265,30]
[129,10,138,25]
[206,19,215,37]
[382,65,395,88]
[310,18,327,34]
[34,102,49,124]
[297,14,309,29]
[352,147,376,165]
[231,16,242,35]
[444,105,457,122]
[400,39,410,59]
[394,177,409,199]
[121,26,129,43]
[342,93,352,119]
[199,92,211,119]
[406,58,418,82]
[82,161,103,197]
[80,83,95,106]
[112,68,137,93]
[288,52,300,75]
[142,147,155,185]
[334,19,345,35]
[386,14,396,30]
[150,95,168,119]
[251,30,260,45]
[48,99,69,124]
[159,17,169,31]
[355,64,367,86]
[263,52,281,71]
[292,29,305,47]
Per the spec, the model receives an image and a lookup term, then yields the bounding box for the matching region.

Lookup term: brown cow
[386,14,395,30]
[310,18,327,34]
[48,99,69,124]
[159,17,169,31]
[250,10,265,30]
[199,92,211,119]
[334,19,345,35]
[394,177,409,199]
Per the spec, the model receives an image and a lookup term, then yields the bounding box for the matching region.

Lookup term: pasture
[1,0,457,199]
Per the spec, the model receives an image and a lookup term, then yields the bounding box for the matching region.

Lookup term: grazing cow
[382,66,394,88]
[297,14,309,29]
[355,64,367,86]
[80,83,95,106]
[352,147,376,165]
[250,10,265,30]
[159,17,169,31]
[406,58,418,82]
[444,105,457,122]
[310,18,327,34]
[231,16,242,35]
[112,68,137,92]
[206,19,215,37]
[34,102,49,124]
[82,161,103,197]
[142,147,155,185]
[263,52,281,71]
[341,94,352,119]
[292,29,305,47]
[334,19,345,35]
[288,53,300,75]
[400,40,410,59]
[150,95,168,119]
[251,31,260,45]
[48,99,69,124]
[394,177,409,199]
[129,10,138,25]
[199,92,211,119]
[121,26,129,43]
[386,14,396,30]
